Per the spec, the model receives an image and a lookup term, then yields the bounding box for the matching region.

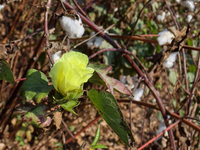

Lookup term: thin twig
[125,0,152,48]
[62,119,77,142]
[65,115,102,145]
[138,120,180,150]
[44,0,54,65]
[73,24,115,48]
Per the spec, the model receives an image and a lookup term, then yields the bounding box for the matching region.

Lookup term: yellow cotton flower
[49,51,94,96]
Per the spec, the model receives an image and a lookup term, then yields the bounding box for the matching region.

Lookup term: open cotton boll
[181,0,195,11]
[187,14,193,22]
[52,51,62,63]
[157,29,175,46]
[60,14,85,38]
[0,4,5,11]
[86,31,104,48]
[176,0,181,3]
[154,119,168,146]
[133,87,144,101]
[163,52,178,68]
[94,36,104,47]
[50,51,62,67]
[87,32,95,48]
[157,12,166,22]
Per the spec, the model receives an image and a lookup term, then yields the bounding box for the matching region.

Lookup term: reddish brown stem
[138,120,180,150]
[65,115,102,145]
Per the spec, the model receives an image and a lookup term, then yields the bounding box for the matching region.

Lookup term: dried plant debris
[0,44,18,60]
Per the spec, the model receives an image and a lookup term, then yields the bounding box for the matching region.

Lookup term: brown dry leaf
[53,111,62,130]
[49,42,69,54]
[0,44,8,60]
[149,26,190,78]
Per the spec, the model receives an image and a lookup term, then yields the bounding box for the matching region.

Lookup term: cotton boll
[120,76,127,84]
[163,52,178,68]
[166,12,170,16]
[0,5,4,11]
[86,40,94,48]
[157,29,175,46]
[176,0,181,3]
[181,0,195,11]
[154,119,168,145]
[187,14,193,22]
[86,32,104,48]
[86,32,95,48]
[157,12,166,22]
[94,36,104,47]
[133,87,144,101]
[60,14,85,38]
[52,51,62,63]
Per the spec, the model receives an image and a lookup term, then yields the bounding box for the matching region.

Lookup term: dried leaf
[53,111,62,130]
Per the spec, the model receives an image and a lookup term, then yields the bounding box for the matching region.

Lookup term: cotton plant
[163,52,178,68]
[20,51,95,127]
[181,0,195,11]
[157,29,175,46]
[59,13,85,38]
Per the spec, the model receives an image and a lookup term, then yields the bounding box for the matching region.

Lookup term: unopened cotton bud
[163,52,178,68]
[60,14,85,38]
[157,12,166,22]
[157,29,175,46]
[133,87,144,101]
[181,0,195,11]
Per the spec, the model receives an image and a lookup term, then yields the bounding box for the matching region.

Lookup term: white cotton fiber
[133,87,144,101]
[181,0,195,11]
[163,52,178,68]
[157,29,175,46]
[60,14,85,38]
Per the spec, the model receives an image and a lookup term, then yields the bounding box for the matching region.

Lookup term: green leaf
[67,89,84,100]
[88,89,134,146]
[187,72,195,83]
[92,144,108,149]
[20,69,53,103]
[23,105,51,128]
[15,136,25,146]
[169,70,177,85]
[91,124,101,147]
[37,52,46,66]
[61,100,80,114]
[0,60,14,83]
